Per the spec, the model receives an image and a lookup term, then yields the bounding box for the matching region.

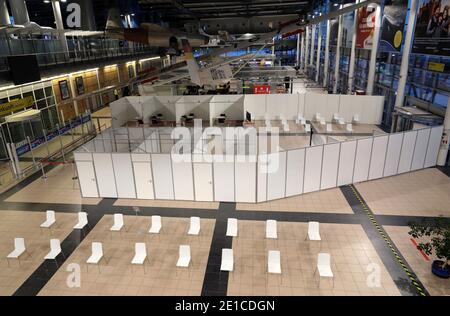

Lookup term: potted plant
[408,217,450,279]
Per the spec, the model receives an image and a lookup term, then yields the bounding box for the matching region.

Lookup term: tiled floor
[0,211,77,296]
[355,169,450,217]
[384,226,450,296]
[228,221,400,296]
[236,188,353,213]
[39,215,215,296]
[114,199,219,210]
[5,164,101,205]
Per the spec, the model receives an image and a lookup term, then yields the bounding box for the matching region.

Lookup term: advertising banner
[413,0,450,55]
[356,4,377,49]
[253,85,270,94]
[380,0,408,52]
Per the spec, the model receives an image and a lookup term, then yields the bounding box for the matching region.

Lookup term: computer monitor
[246,111,252,122]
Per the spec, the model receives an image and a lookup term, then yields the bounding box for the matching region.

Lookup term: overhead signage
[0,96,34,117]
[379,0,408,52]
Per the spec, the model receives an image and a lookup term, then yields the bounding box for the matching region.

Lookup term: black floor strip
[340,185,429,296]
[437,166,450,178]
[13,213,103,296]
[201,202,235,296]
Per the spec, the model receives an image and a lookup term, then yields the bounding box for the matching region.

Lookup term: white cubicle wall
[110,93,385,128]
[75,125,443,202]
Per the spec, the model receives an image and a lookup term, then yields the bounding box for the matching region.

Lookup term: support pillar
[366,3,382,95]
[296,33,300,67]
[7,0,30,25]
[323,19,330,88]
[304,26,310,72]
[395,0,417,108]
[309,24,316,68]
[437,99,450,166]
[51,0,69,56]
[0,0,10,26]
[77,0,97,31]
[333,14,343,94]
[348,0,359,94]
[300,33,305,69]
[315,23,322,83]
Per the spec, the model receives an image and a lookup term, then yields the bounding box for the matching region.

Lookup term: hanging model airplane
[130,0,379,88]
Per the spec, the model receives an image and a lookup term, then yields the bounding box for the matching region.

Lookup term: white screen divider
[257,154,268,202]
[320,143,340,190]
[337,140,357,186]
[397,130,417,174]
[235,156,257,203]
[285,149,305,197]
[368,135,388,180]
[171,154,194,201]
[353,137,373,183]
[267,151,287,200]
[383,133,403,177]
[93,153,117,198]
[303,146,323,193]
[411,128,431,171]
[424,126,444,168]
[213,158,235,202]
[112,153,136,198]
[151,154,174,199]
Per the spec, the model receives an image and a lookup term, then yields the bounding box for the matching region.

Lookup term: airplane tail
[181,39,202,86]
[105,8,125,38]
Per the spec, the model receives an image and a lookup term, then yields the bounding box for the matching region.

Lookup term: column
[296,33,300,67]
[333,15,343,94]
[51,0,69,56]
[300,33,305,70]
[7,0,30,25]
[394,0,417,108]
[347,1,359,94]
[309,24,316,67]
[79,0,97,31]
[315,23,322,82]
[304,26,310,72]
[0,0,10,26]
[437,101,450,166]
[323,19,330,88]
[366,3,382,95]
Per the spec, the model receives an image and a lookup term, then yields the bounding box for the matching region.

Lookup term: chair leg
[97,264,101,274]
[6,258,10,268]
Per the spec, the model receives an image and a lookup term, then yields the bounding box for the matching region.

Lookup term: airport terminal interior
[0,0,449,300]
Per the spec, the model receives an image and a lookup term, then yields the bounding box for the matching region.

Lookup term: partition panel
[151,154,174,199]
[112,154,136,198]
[257,154,268,202]
[243,95,267,120]
[193,162,214,201]
[424,126,444,168]
[285,149,305,197]
[132,160,154,199]
[304,146,323,193]
[267,151,287,200]
[383,133,403,177]
[398,130,417,174]
[411,128,431,171]
[76,160,99,198]
[321,143,340,190]
[337,140,357,186]
[171,154,194,201]
[235,157,257,203]
[266,94,298,119]
[213,159,235,202]
[93,153,117,198]
[368,136,388,180]
[353,138,373,183]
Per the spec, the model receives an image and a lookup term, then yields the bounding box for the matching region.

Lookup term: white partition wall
[193,160,214,201]
[209,95,244,124]
[266,94,299,119]
[213,157,235,202]
[321,143,340,190]
[93,153,117,198]
[132,154,154,199]
[171,154,194,201]
[235,156,257,203]
[75,153,99,198]
[353,138,373,183]
[285,149,305,197]
[304,146,323,193]
[112,153,136,198]
[398,130,417,174]
[151,154,174,199]
[424,126,444,168]
[411,128,431,171]
[176,96,212,123]
[337,140,357,186]
[257,154,268,202]
[267,152,287,200]
[368,135,389,180]
[244,95,267,120]
[383,133,404,177]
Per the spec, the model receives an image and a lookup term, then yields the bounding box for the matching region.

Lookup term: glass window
[34,88,45,100]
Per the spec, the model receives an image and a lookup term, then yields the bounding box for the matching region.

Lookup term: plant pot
[431,260,450,279]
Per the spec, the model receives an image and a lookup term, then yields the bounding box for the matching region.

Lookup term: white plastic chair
[149,215,162,234]
[131,242,148,265]
[176,245,191,267]
[307,221,321,241]
[314,113,322,122]
[320,118,326,125]
[283,123,290,132]
[188,217,201,235]
[352,114,360,123]
[226,218,238,237]
[268,250,281,274]
[220,248,234,272]
[73,212,88,229]
[338,118,345,125]
[316,253,334,288]
[40,210,56,228]
[110,213,124,232]
[326,123,333,132]
[44,239,62,260]
[86,242,104,273]
[346,123,353,133]
[6,238,28,266]
[266,220,277,239]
